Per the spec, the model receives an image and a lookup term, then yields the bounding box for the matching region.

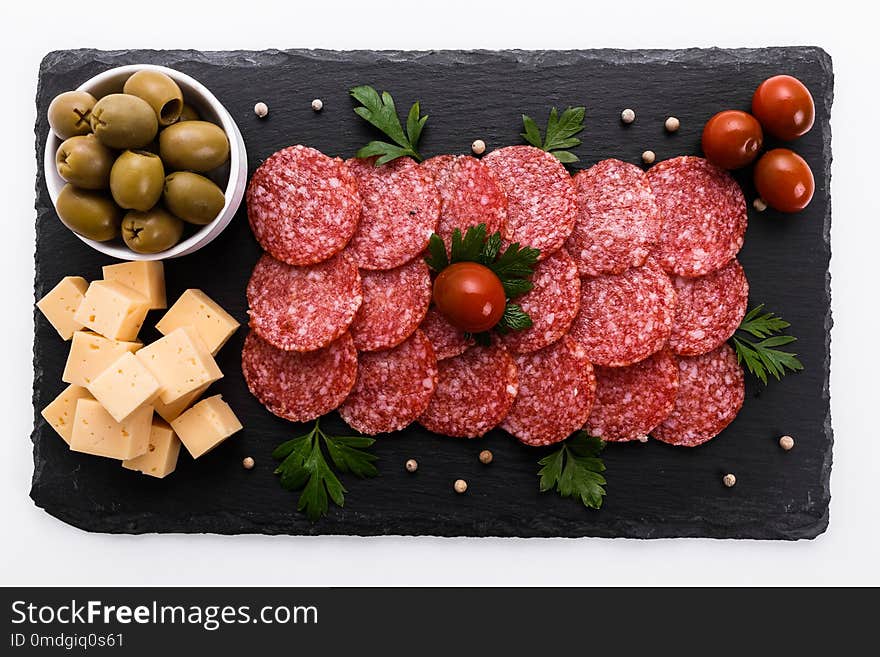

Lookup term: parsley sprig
[521,106,586,164]
[730,305,804,384]
[350,85,427,164]
[272,419,378,521]
[538,432,607,510]
[425,223,540,336]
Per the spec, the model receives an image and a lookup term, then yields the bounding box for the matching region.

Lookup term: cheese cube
[153,383,209,423]
[69,399,152,460]
[62,331,141,387]
[86,352,161,422]
[41,384,93,444]
[36,276,88,340]
[122,417,181,478]
[172,395,242,458]
[135,327,223,405]
[155,289,240,355]
[73,280,150,341]
[102,261,167,310]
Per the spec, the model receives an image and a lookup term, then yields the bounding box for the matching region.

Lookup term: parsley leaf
[351,85,427,164]
[521,106,586,164]
[424,224,540,335]
[273,420,378,521]
[538,432,606,510]
[730,305,804,385]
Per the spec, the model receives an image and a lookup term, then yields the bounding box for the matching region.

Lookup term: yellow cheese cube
[62,331,142,387]
[102,261,167,310]
[155,289,240,355]
[73,280,150,341]
[122,417,181,478]
[135,327,223,405]
[86,352,161,422]
[153,383,209,423]
[36,276,88,340]
[69,398,152,460]
[172,394,242,459]
[41,384,93,444]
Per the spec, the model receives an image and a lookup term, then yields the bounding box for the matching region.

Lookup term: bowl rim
[44,63,247,261]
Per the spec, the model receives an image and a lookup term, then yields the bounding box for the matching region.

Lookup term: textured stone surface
[32,48,833,538]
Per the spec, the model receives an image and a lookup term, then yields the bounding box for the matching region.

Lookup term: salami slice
[500,248,580,354]
[418,342,518,439]
[344,157,440,270]
[500,337,596,447]
[669,259,749,356]
[585,349,679,442]
[422,154,507,244]
[482,145,577,259]
[419,306,473,360]
[651,344,745,447]
[247,145,361,266]
[242,331,358,423]
[569,258,676,367]
[565,158,661,277]
[339,330,438,435]
[647,156,747,277]
[246,252,362,352]
[350,259,432,352]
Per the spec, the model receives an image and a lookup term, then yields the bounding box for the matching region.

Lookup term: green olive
[90,94,158,149]
[110,150,165,212]
[55,184,121,242]
[159,120,229,172]
[55,135,114,189]
[122,207,184,253]
[163,171,226,225]
[123,70,184,126]
[48,91,96,140]
[177,104,200,122]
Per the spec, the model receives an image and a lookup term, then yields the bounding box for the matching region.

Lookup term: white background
[2,0,877,586]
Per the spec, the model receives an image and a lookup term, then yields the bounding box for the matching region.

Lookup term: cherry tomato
[752,75,815,141]
[433,262,506,333]
[701,110,764,169]
[754,149,814,213]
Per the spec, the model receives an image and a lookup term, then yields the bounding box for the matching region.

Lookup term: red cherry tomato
[754,149,814,213]
[701,110,764,169]
[433,262,506,333]
[752,75,815,141]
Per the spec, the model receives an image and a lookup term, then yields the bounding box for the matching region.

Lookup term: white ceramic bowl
[44,64,247,260]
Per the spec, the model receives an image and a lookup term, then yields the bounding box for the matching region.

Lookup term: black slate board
[32,48,833,539]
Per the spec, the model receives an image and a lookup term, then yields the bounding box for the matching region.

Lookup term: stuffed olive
[90,94,158,149]
[56,185,121,242]
[123,70,184,126]
[159,120,229,172]
[110,150,165,212]
[122,207,184,253]
[48,91,96,140]
[55,135,114,189]
[163,172,225,225]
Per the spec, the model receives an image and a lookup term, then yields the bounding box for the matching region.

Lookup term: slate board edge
[30,47,833,540]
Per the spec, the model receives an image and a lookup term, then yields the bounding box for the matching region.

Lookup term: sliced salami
[242,331,358,423]
[500,337,596,447]
[651,344,745,447]
[669,259,749,356]
[350,259,432,352]
[344,157,440,270]
[569,258,676,367]
[419,306,473,360]
[339,330,438,435]
[500,248,580,354]
[647,156,747,277]
[422,154,507,244]
[247,145,361,266]
[585,349,679,442]
[565,158,661,277]
[246,252,362,352]
[482,145,577,259]
[418,342,518,439]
